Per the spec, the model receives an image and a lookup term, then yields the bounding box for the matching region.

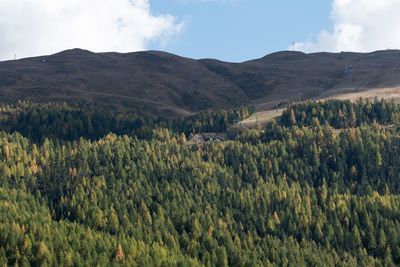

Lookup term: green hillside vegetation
[0,102,253,142]
[1,99,400,266]
[280,98,400,128]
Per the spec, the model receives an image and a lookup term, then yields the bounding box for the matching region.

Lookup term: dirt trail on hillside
[241,86,400,128]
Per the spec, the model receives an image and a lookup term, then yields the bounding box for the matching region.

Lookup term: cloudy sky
[0,0,398,61]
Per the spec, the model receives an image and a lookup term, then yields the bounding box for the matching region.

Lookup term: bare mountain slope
[0,49,247,116]
[201,50,400,110]
[1,49,400,116]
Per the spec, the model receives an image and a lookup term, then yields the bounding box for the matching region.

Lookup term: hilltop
[1,49,400,116]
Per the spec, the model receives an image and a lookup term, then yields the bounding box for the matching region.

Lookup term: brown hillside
[1,49,400,115]
[0,49,247,116]
[201,50,400,111]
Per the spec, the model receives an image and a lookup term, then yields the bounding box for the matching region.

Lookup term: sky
[0,0,398,62]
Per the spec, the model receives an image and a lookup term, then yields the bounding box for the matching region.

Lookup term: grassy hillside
[0,49,247,116]
[2,49,400,116]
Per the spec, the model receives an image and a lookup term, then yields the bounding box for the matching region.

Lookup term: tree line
[0,102,254,142]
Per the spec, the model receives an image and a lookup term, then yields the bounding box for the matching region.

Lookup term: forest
[1,98,400,266]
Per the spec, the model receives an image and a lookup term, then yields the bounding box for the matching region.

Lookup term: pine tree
[179,133,187,145]
[351,225,362,249]
[35,241,50,264]
[289,109,297,126]
[109,207,120,234]
[217,247,228,267]
[115,244,125,262]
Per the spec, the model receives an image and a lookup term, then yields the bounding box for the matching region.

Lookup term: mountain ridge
[1,48,400,116]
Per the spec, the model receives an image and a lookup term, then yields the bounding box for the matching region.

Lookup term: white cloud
[295,0,400,52]
[174,0,243,4]
[0,0,183,60]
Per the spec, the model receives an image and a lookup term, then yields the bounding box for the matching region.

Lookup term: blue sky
[1,0,399,61]
[150,0,332,61]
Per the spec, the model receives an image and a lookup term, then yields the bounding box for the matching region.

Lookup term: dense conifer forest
[1,99,400,266]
